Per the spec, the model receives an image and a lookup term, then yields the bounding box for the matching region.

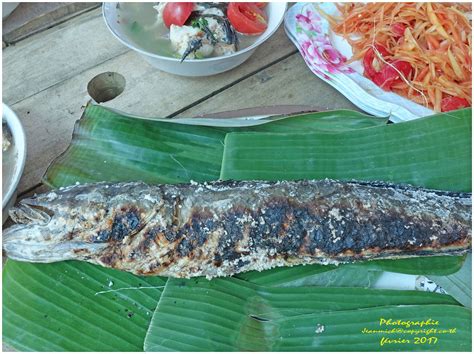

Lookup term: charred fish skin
[3,180,471,279]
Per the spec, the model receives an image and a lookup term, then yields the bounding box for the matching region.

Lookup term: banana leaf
[44,105,387,188]
[220,108,471,192]
[144,277,469,351]
[3,106,391,351]
[272,305,470,351]
[238,263,379,287]
[239,256,466,287]
[3,105,471,351]
[3,260,166,351]
[429,254,472,308]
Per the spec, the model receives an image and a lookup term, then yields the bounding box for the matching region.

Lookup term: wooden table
[3,6,359,204]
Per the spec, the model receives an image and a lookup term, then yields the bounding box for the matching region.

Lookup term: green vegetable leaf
[130,21,142,34]
[191,17,209,29]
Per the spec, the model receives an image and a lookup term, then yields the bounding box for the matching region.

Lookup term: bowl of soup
[103,2,287,76]
[2,104,27,224]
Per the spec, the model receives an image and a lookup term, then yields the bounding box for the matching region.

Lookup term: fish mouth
[3,231,106,263]
[9,200,53,225]
[3,201,106,263]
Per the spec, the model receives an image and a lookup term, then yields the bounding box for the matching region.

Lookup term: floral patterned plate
[284,3,434,122]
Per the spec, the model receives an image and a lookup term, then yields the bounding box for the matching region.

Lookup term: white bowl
[103,2,287,76]
[2,103,27,224]
[2,2,19,20]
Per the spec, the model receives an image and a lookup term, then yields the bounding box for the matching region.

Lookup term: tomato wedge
[441,96,470,112]
[375,60,413,90]
[391,22,406,39]
[227,2,268,35]
[363,45,413,91]
[363,44,390,80]
[163,2,194,28]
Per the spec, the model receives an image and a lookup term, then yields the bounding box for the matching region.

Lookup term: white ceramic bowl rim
[102,2,287,63]
[2,103,27,209]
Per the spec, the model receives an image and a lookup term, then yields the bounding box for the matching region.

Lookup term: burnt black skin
[167,199,465,266]
[92,209,141,243]
[100,181,469,275]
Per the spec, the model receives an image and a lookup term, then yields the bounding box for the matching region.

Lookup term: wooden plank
[9,26,296,195]
[175,54,360,117]
[2,2,100,44]
[2,8,129,105]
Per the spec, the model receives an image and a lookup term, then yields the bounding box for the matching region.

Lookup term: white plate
[284,3,435,122]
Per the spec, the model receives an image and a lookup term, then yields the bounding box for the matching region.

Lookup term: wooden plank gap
[166,50,298,118]
[4,3,102,45]
[7,46,131,107]
[17,183,45,199]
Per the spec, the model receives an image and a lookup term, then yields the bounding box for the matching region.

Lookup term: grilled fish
[3,180,471,278]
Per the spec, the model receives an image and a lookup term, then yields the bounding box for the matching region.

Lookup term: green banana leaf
[144,277,469,351]
[429,254,472,308]
[3,106,392,351]
[3,105,471,351]
[239,256,466,287]
[238,263,381,287]
[3,260,166,351]
[44,105,387,188]
[272,305,470,351]
[220,108,471,192]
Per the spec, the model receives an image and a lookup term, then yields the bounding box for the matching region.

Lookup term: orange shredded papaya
[325,2,472,111]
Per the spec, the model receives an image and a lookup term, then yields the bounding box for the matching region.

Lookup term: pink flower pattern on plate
[295,6,353,79]
[295,8,322,33]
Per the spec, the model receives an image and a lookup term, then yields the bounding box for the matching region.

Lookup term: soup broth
[116,2,261,58]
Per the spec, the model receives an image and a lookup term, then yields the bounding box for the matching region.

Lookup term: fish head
[3,182,164,263]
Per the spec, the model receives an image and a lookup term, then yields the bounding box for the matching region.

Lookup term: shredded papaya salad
[322,3,472,112]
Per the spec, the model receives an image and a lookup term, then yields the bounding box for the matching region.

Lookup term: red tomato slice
[254,2,267,8]
[441,96,470,112]
[363,45,412,91]
[377,60,413,90]
[227,2,268,35]
[362,44,390,82]
[163,2,194,28]
[391,22,406,39]
[363,44,390,80]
